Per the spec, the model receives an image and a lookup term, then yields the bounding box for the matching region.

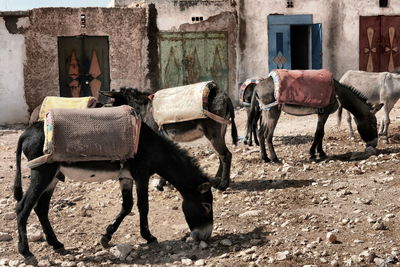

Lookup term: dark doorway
[58,36,110,99]
[290,25,309,69]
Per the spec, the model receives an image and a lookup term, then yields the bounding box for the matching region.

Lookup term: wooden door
[58,36,110,99]
[359,16,381,72]
[381,16,400,72]
[160,32,228,92]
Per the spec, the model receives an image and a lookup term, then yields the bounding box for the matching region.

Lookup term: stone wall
[24,7,147,112]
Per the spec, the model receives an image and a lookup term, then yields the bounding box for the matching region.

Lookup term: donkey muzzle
[191,224,213,241]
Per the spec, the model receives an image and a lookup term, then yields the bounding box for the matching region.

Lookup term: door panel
[268,24,291,70]
[311,23,323,69]
[380,16,400,72]
[359,16,381,72]
[58,36,110,99]
[160,32,228,92]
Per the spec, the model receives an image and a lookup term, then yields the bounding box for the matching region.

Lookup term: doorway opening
[291,25,309,69]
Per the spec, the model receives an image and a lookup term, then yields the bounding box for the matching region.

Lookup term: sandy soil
[0,106,400,266]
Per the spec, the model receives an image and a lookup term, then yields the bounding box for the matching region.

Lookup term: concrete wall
[24,7,147,112]
[0,16,30,124]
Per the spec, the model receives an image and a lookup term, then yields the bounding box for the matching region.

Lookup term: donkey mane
[334,79,372,108]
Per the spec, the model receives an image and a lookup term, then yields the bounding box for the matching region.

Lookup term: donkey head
[354,103,383,149]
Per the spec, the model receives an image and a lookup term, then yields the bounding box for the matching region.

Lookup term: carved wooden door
[360,16,400,72]
[160,32,228,92]
[58,36,110,99]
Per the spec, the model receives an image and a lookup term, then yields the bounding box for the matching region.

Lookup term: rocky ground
[0,107,400,267]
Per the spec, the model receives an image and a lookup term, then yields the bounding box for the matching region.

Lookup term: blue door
[268,24,291,70]
[268,15,323,72]
[311,23,323,69]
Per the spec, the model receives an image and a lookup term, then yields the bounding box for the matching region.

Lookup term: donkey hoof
[146,236,158,244]
[55,247,68,255]
[25,255,38,266]
[100,235,111,248]
[216,182,229,191]
[319,153,327,159]
[261,156,271,163]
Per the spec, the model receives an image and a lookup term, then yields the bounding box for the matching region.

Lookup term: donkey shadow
[326,146,400,162]
[231,178,314,192]
[61,227,270,265]
[273,134,314,146]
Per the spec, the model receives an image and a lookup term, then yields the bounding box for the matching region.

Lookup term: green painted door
[160,32,228,92]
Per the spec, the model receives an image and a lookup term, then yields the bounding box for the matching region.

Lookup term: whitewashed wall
[0,17,29,125]
[239,0,400,81]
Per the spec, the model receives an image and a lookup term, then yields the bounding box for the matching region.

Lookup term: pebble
[3,212,16,220]
[199,240,208,249]
[372,222,387,230]
[110,244,133,260]
[239,210,263,217]
[326,232,337,243]
[27,226,44,242]
[276,251,291,261]
[181,258,193,265]
[220,239,232,246]
[38,260,51,267]
[194,259,205,266]
[0,232,12,242]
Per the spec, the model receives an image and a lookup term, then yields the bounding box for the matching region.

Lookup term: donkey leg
[346,110,355,139]
[380,104,392,142]
[101,178,134,248]
[258,114,270,162]
[135,177,157,243]
[16,167,57,265]
[33,178,65,252]
[265,109,281,163]
[310,114,329,159]
[205,129,232,191]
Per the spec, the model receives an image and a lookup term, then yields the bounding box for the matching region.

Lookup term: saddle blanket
[239,77,264,105]
[269,69,334,108]
[38,96,97,121]
[152,81,213,125]
[28,105,141,168]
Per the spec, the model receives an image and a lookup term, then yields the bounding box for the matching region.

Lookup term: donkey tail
[228,98,238,146]
[14,135,24,201]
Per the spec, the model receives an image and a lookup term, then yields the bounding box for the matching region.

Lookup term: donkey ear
[100,90,119,98]
[371,103,384,114]
[197,182,211,194]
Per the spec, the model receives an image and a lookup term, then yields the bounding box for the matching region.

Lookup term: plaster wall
[240,0,400,82]
[24,7,147,112]
[0,17,29,124]
[115,0,239,102]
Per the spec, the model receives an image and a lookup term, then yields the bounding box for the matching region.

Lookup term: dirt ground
[1,106,400,267]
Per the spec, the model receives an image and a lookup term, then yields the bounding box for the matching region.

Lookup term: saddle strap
[203,110,230,125]
[259,101,279,111]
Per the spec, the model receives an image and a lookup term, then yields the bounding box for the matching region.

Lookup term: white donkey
[339,70,400,142]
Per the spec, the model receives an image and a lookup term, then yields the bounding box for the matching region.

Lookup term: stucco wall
[239,0,400,82]
[0,17,30,124]
[116,0,239,102]
[24,7,147,112]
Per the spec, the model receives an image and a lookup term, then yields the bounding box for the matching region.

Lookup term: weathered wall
[24,7,147,112]
[0,16,30,124]
[239,0,400,81]
[115,0,239,102]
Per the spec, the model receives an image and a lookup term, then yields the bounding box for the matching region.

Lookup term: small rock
[372,222,387,230]
[374,257,385,265]
[194,259,205,266]
[3,212,16,220]
[27,227,44,242]
[276,251,291,261]
[110,244,133,260]
[326,232,337,243]
[38,260,51,267]
[0,259,9,265]
[220,239,232,246]
[0,232,12,242]
[181,258,193,265]
[239,210,263,217]
[199,241,208,249]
